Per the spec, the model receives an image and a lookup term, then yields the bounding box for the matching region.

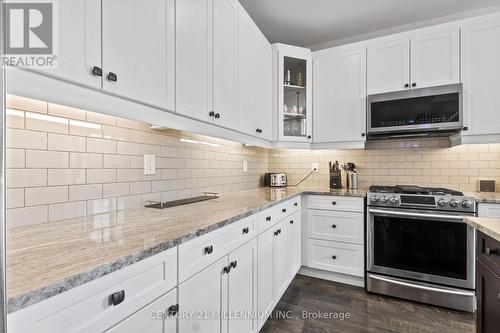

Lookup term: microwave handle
[387,133,430,139]
[369,208,465,221]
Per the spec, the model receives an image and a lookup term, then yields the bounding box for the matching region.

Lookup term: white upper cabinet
[410,26,459,89]
[102,0,175,111]
[175,0,211,122]
[461,16,500,136]
[40,0,101,89]
[367,37,410,94]
[313,46,367,145]
[238,9,273,139]
[212,0,238,129]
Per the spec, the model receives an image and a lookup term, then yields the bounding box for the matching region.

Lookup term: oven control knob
[438,199,448,207]
[449,199,459,208]
[370,196,379,203]
[462,200,473,209]
[379,196,388,203]
[389,196,399,204]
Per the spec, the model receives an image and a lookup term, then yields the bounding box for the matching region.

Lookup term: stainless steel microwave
[367,84,463,140]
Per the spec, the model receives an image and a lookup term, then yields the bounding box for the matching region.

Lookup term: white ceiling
[239,0,500,49]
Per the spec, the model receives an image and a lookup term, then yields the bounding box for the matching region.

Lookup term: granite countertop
[464,217,500,242]
[7,186,365,313]
[464,191,500,204]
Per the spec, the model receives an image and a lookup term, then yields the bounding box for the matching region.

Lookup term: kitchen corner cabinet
[176,0,238,128]
[178,238,258,333]
[238,9,273,140]
[102,0,175,111]
[367,25,459,95]
[476,231,500,333]
[461,17,500,137]
[274,44,313,142]
[312,46,367,144]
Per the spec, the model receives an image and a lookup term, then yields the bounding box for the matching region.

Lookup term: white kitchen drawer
[307,195,364,213]
[178,216,256,282]
[8,247,177,333]
[478,203,500,218]
[307,239,364,277]
[257,199,295,233]
[307,210,363,244]
[106,288,177,332]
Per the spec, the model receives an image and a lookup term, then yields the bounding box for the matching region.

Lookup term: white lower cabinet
[307,239,364,277]
[257,224,276,330]
[178,238,258,333]
[478,203,500,218]
[106,289,177,333]
[273,219,290,300]
[287,212,302,280]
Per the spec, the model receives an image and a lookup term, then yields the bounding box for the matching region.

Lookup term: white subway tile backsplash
[6,149,25,168]
[87,169,116,184]
[48,103,86,120]
[49,201,87,221]
[7,169,47,188]
[7,206,47,229]
[70,152,103,168]
[130,181,152,195]
[103,183,130,197]
[69,184,102,201]
[86,111,116,126]
[25,112,68,134]
[48,169,86,186]
[48,133,86,152]
[103,154,130,168]
[87,198,116,215]
[117,169,142,182]
[6,95,47,113]
[6,108,25,129]
[116,118,141,130]
[69,119,103,138]
[87,138,116,154]
[26,150,69,168]
[6,128,47,149]
[6,189,24,209]
[103,125,129,141]
[25,186,68,206]
[117,195,142,210]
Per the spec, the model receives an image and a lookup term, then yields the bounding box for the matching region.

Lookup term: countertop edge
[464,217,500,242]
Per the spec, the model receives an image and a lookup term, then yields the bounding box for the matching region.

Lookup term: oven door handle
[368,208,465,221]
[369,274,474,297]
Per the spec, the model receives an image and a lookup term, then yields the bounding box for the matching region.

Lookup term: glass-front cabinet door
[275,44,312,142]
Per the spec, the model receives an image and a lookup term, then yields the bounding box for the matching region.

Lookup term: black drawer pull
[274,230,279,236]
[204,245,214,254]
[230,261,237,269]
[168,304,179,316]
[282,208,287,213]
[412,82,417,87]
[209,111,215,117]
[107,72,117,82]
[294,202,298,206]
[214,113,220,119]
[266,216,272,221]
[331,224,336,229]
[404,83,409,88]
[332,201,336,205]
[290,220,294,224]
[223,265,231,274]
[277,229,281,234]
[110,290,125,306]
[332,255,337,260]
[92,66,102,76]
[242,227,249,234]
[485,247,498,256]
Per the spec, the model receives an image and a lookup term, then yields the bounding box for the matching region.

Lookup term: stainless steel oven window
[366,83,463,134]
[366,207,475,290]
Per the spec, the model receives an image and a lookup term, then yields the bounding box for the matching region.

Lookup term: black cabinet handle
[242,227,249,234]
[463,126,468,131]
[331,224,336,229]
[412,83,416,87]
[214,113,220,119]
[332,201,336,205]
[168,304,179,316]
[110,290,125,306]
[332,255,337,260]
[307,135,312,139]
[209,111,215,117]
[266,216,272,222]
[404,83,409,88]
[107,72,117,82]
[282,208,287,213]
[92,66,102,77]
[361,133,366,137]
[290,220,294,224]
[485,247,498,256]
[230,261,237,269]
[204,245,214,254]
[274,230,278,236]
[277,229,281,234]
[256,128,263,133]
[294,202,298,206]
[223,265,231,274]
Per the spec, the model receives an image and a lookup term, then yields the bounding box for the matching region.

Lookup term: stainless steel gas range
[366,185,476,312]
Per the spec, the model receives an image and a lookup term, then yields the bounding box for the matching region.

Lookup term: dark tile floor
[260,274,476,333]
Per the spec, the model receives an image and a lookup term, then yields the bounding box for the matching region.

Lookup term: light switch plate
[243,160,248,173]
[144,155,156,175]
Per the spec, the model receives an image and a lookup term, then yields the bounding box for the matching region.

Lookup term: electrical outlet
[312,162,319,172]
[243,160,248,173]
[144,155,156,175]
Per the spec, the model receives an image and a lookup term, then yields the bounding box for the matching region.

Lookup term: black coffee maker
[329,161,342,189]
